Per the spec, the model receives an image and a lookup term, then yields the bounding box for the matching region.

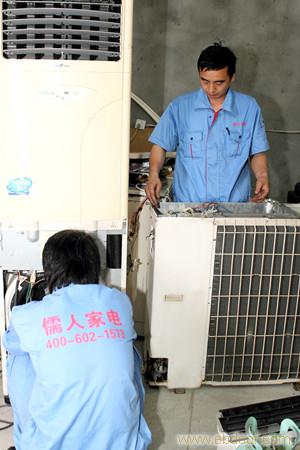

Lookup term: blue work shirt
[150,88,269,202]
[3,284,151,450]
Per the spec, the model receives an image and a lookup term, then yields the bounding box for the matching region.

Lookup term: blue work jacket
[150,88,269,202]
[3,284,151,450]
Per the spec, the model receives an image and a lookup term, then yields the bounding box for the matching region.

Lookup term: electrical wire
[12,274,19,309]
[131,93,300,135]
[0,271,46,437]
[25,283,32,303]
[266,129,300,134]
[130,93,300,135]
[128,198,147,252]
[0,406,13,431]
[131,92,160,124]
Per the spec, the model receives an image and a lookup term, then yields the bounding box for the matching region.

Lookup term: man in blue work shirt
[145,43,269,205]
[3,230,151,450]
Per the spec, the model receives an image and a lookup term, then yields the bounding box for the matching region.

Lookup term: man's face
[199,67,234,104]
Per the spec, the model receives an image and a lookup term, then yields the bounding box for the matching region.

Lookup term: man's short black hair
[197,43,237,78]
[42,229,101,293]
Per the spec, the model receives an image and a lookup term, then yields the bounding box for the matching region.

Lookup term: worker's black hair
[197,43,237,78]
[42,229,101,293]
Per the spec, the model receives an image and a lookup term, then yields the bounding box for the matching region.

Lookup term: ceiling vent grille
[2,1,122,60]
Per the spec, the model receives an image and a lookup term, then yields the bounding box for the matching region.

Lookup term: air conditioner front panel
[0,0,133,222]
[0,71,129,220]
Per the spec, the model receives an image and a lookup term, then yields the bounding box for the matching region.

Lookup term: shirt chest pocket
[225,129,251,157]
[180,131,203,159]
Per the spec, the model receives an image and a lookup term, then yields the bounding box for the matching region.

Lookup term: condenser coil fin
[206,224,300,383]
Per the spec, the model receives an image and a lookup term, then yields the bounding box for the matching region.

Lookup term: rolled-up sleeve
[149,102,178,152]
[2,314,26,356]
[250,104,269,155]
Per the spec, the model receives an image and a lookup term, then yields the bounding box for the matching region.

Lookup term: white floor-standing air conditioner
[142,202,300,389]
[0,0,133,400]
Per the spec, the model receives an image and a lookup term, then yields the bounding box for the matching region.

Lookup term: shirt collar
[195,88,237,114]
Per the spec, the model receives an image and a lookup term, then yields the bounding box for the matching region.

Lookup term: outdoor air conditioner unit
[0,0,133,399]
[142,202,300,389]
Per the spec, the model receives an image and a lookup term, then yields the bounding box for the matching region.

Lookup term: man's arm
[145,144,166,207]
[250,152,269,202]
[2,320,25,355]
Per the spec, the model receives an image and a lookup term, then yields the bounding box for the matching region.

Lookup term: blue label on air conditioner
[7,177,33,195]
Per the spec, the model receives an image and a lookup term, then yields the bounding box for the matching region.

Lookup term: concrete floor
[0,370,297,450]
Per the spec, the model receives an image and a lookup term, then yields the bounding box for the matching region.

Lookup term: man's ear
[231,74,236,82]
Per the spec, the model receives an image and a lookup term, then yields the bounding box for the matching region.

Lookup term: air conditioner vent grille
[2,1,122,60]
[205,224,300,383]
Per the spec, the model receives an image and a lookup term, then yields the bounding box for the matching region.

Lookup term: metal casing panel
[146,211,215,389]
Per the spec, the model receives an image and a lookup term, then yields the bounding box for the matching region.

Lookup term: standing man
[145,43,269,206]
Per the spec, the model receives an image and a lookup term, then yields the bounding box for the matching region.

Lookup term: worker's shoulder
[170,89,199,107]
[11,299,43,324]
[80,283,131,305]
[101,286,133,316]
[232,89,261,108]
[108,286,131,304]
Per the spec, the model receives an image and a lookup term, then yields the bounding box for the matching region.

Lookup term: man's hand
[250,176,269,202]
[250,152,269,203]
[145,173,162,207]
[145,144,166,207]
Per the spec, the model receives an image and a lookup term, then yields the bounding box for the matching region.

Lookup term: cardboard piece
[130,127,153,154]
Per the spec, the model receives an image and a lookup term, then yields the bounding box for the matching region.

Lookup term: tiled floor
[143,382,297,449]
[0,369,297,450]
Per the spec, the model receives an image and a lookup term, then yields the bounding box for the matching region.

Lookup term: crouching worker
[3,230,152,450]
